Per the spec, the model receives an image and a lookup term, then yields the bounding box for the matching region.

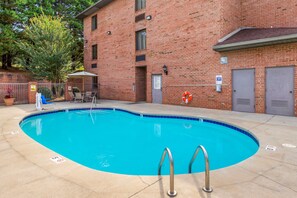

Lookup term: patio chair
[41,95,53,104]
[84,91,93,102]
[74,92,84,102]
[40,94,55,110]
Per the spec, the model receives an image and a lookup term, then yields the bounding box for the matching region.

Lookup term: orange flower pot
[3,98,15,106]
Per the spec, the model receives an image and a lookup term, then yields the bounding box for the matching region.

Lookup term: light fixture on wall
[146,15,152,20]
[106,31,112,35]
[85,40,88,43]
[162,65,168,75]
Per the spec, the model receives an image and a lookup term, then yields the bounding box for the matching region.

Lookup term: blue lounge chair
[41,95,53,104]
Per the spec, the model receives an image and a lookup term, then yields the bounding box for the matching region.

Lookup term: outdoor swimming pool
[20,108,259,175]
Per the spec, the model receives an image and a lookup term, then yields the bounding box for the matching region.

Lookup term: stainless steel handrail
[90,96,97,112]
[188,145,213,193]
[158,148,177,197]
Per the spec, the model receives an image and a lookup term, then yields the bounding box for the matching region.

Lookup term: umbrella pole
[82,77,85,92]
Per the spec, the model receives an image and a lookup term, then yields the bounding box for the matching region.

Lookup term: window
[91,63,97,68]
[91,15,97,31]
[92,44,98,60]
[136,30,146,50]
[135,0,146,11]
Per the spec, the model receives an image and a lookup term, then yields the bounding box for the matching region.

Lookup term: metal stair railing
[158,148,177,197]
[188,145,213,193]
[90,96,97,113]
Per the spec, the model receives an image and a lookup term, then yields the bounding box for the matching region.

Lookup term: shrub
[38,87,52,99]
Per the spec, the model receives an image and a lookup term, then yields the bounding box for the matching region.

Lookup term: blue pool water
[20,108,259,175]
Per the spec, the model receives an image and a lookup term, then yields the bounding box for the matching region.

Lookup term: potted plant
[3,87,15,106]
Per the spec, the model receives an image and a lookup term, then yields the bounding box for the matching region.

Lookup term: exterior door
[152,74,162,104]
[232,69,255,113]
[135,67,147,101]
[266,67,294,116]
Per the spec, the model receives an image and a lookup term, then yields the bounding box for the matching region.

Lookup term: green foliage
[1,0,96,69]
[18,15,75,82]
[0,1,21,58]
[37,87,52,99]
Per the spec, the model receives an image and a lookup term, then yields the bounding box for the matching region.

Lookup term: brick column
[65,82,72,101]
[28,82,37,104]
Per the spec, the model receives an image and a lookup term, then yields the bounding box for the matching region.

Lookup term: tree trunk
[7,53,12,68]
[2,54,8,69]
[1,53,13,69]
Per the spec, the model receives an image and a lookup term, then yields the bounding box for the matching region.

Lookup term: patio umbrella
[68,71,98,92]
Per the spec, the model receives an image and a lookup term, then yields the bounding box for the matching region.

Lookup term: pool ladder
[189,145,213,193]
[158,145,212,197]
[90,96,97,113]
[158,148,177,197]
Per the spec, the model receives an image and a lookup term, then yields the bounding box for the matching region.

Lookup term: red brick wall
[28,82,37,104]
[83,0,136,101]
[145,0,223,105]
[221,43,297,115]
[83,0,297,116]
[0,71,32,83]
[241,0,297,28]
[219,0,242,36]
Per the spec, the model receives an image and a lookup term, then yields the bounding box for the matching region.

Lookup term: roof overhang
[76,0,113,19]
[213,33,297,52]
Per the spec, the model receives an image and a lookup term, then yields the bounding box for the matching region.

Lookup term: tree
[0,0,21,69]
[18,14,75,82]
[1,0,96,69]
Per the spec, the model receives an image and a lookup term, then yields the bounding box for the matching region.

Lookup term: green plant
[38,87,52,99]
[4,87,13,99]
[17,14,75,82]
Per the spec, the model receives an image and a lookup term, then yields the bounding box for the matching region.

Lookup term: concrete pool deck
[0,101,297,198]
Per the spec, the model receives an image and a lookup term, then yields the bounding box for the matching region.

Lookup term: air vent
[136,54,146,62]
[135,13,145,22]
[237,98,250,105]
[91,63,97,68]
[271,100,288,107]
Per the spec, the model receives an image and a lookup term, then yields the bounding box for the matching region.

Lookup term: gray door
[152,74,162,104]
[232,69,255,113]
[266,67,294,116]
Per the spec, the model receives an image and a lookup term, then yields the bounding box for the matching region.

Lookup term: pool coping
[1,102,297,197]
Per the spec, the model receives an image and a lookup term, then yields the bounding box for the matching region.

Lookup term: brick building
[78,0,297,116]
